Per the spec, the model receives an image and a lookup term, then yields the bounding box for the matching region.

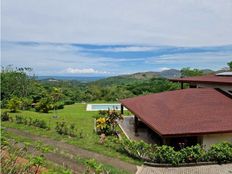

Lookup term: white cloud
[159,67,171,71]
[99,46,158,52]
[147,52,232,70]
[64,67,109,74]
[2,41,231,75]
[2,0,232,46]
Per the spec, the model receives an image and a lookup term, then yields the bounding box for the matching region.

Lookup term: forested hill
[1,65,219,110]
[91,69,181,86]
[91,72,158,86]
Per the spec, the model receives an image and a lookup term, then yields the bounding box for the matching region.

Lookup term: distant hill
[37,68,215,85]
[92,69,181,86]
[37,76,106,82]
[201,69,214,75]
[158,69,181,78]
[91,73,156,86]
[122,71,159,79]
[92,68,215,86]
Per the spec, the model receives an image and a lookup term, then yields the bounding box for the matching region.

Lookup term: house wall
[202,133,232,149]
[196,83,232,90]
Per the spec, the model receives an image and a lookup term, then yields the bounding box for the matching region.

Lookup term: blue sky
[2,0,232,76]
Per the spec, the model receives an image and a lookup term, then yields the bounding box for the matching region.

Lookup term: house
[120,73,232,149]
[170,72,232,91]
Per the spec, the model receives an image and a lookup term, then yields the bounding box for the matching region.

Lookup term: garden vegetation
[107,138,232,166]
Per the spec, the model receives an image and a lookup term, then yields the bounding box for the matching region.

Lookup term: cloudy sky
[2,0,232,76]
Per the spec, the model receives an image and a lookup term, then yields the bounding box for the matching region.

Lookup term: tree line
[1,61,231,113]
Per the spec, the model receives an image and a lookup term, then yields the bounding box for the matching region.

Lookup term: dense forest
[1,62,231,113]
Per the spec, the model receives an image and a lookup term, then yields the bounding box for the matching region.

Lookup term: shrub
[63,99,75,105]
[15,115,49,129]
[120,138,154,160]
[55,121,77,137]
[154,145,180,165]
[84,159,105,174]
[96,117,111,135]
[7,96,21,112]
[53,101,64,110]
[179,144,206,163]
[114,138,232,166]
[99,110,108,117]
[20,97,33,110]
[32,119,49,129]
[206,142,232,163]
[1,111,10,121]
[95,110,123,135]
[15,115,24,124]
[35,97,52,113]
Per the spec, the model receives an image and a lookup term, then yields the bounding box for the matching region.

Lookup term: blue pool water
[91,104,121,110]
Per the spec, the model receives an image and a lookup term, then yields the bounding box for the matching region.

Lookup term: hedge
[117,138,232,166]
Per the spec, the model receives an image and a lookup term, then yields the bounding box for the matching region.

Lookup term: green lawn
[1,103,140,165]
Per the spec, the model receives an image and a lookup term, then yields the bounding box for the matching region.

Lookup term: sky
[1,0,232,76]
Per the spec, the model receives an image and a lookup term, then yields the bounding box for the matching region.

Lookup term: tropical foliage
[55,121,77,137]
[14,115,49,129]
[180,67,204,77]
[227,61,232,71]
[115,138,232,166]
[96,110,123,135]
[1,66,181,111]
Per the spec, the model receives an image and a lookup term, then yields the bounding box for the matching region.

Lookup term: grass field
[1,103,140,165]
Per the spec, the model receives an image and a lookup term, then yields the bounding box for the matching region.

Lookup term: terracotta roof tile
[170,75,232,85]
[120,88,232,137]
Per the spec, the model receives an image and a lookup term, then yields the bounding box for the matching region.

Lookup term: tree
[7,96,21,112]
[227,61,232,71]
[1,65,35,103]
[50,87,63,115]
[180,67,203,77]
[35,97,52,113]
[20,97,33,110]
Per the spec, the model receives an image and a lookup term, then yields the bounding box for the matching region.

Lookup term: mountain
[92,70,181,86]
[158,69,181,78]
[201,69,214,74]
[92,68,216,86]
[37,68,215,85]
[91,72,157,86]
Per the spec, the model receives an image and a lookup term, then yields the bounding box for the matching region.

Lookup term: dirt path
[6,128,138,174]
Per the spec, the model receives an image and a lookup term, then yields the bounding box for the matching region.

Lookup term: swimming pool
[86,103,126,111]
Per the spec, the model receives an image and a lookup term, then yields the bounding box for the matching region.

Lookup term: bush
[55,121,77,137]
[120,138,154,160]
[63,99,75,105]
[206,142,232,163]
[53,102,64,110]
[178,144,206,163]
[95,110,123,135]
[1,112,10,121]
[116,138,232,166]
[7,96,21,112]
[15,115,24,124]
[20,97,32,110]
[32,119,49,129]
[35,97,52,113]
[154,145,180,165]
[15,115,49,129]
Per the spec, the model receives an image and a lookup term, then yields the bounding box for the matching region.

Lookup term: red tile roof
[170,75,232,85]
[120,88,232,137]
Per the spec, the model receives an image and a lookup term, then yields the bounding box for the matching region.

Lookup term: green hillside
[91,72,158,86]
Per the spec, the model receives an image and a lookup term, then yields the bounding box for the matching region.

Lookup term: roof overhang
[169,75,232,86]
[120,88,232,137]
